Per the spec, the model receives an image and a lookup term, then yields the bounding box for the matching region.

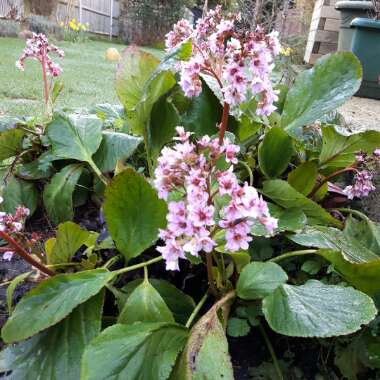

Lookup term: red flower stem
[309,167,358,199]
[0,231,54,276]
[41,50,49,108]
[219,102,230,145]
[0,246,13,252]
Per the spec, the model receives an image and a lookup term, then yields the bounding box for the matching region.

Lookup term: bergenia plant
[3,6,380,380]
[16,33,64,109]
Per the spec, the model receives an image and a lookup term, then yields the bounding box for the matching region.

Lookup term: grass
[0,37,161,117]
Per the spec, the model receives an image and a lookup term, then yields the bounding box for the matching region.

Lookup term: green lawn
[0,38,160,117]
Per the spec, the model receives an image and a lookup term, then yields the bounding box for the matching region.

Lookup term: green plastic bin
[351,18,380,99]
[335,1,373,51]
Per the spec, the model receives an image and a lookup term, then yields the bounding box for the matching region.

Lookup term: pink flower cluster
[154,127,277,270]
[16,33,64,77]
[343,170,376,199]
[0,197,29,261]
[165,6,280,115]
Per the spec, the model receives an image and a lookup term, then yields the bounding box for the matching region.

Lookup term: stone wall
[119,0,185,46]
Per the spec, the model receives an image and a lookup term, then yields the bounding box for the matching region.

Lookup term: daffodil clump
[60,18,89,42]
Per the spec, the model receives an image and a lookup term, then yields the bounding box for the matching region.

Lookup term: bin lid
[336,1,374,10]
[351,17,380,29]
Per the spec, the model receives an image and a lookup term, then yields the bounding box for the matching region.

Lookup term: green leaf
[318,249,380,295]
[263,280,377,337]
[0,129,25,161]
[93,131,142,173]
[47,113,103,164]
[281,52,362,137]
[258,127,293,178]
[17,152,54,180]
[81,322,188,380]
[119,279,195,325]
[261,180,340,227]
[289,225,380,294]
[237,262,288,300]
[6,271,32,315]
[115,47,176,136]
[118,278,174,324]
[182,80,223,137]
[149,95,180,159]
[0,292,104,380]
[277,208,307,232]
[103,168,167,261]
[288,161,318,195]
[344,215,380,255]
[43,164,84,224]
[319,125,380,170]
[289,226,379,263]
[1,269,112,343]
[2,177,38,216]
[153,39,192,77]
[172,292,235,380]
[46,221,92,265]
[301,259,323,275]
[227,318,251,337]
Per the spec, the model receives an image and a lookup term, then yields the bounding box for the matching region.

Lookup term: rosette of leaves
[0,110,142,224]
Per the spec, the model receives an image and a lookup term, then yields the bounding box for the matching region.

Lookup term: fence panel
[57,0,119,37]
[0,0,24,19]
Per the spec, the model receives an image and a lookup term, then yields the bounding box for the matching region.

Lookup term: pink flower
[188,204,215,227]
[224,141,240,164]
[343,170,376,199]
[2,251,14,261]
[157,239,186,271]
[217,169,238,195]
[16,33,64,77]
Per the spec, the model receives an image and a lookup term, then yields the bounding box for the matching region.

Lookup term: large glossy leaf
[182,80,223,136]
[149,95,180,159]
[288,226,379,263]
[319,125,380,170]
[1,269,112,343]
[118,278,174,324]
[93,131,142,173]
[43,164,84,224]
[0,292,103,380]
[172,292,235,380]
[47,113,103,164]
[115,46,176,136]
[119,279,195,325]
[344,215,380,255]
[263,280,376,337]
[318,249,380,295]
[2,177,38,216]
[261,180,340,227]
[46,221,92,265]
[152,39,192,77]
[17,151,54,180]
[103,168,167,261]
[81,322,188,380]
[258,127,293,178]
[281,52,362,137]
[237,262,288,300]
[287,161,318,195]
[289,225,380,294]
[0,129,25,161]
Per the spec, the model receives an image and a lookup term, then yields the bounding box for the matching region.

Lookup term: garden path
[339,96,380,131]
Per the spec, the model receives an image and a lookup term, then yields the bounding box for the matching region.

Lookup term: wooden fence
[0,0,120,37]
[0,0,24,19]
[57,0,120,37]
